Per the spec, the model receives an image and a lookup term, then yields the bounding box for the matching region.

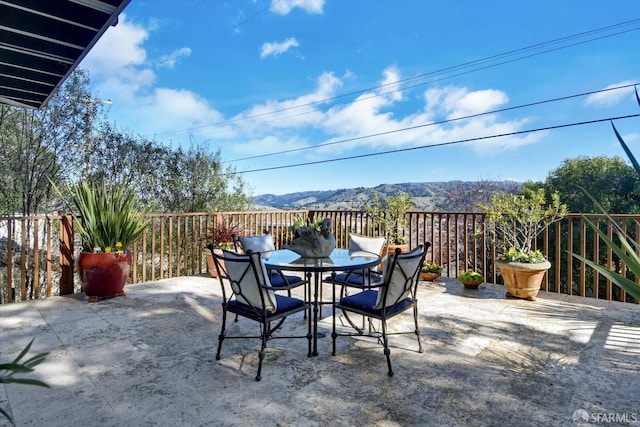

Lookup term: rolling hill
[252,181,522,212]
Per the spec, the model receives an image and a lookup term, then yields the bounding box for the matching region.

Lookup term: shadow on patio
[1,276,638,426]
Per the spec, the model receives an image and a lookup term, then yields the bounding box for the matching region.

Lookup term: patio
[1,276,639,427]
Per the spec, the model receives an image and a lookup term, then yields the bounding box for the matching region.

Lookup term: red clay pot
[78,251,131,302]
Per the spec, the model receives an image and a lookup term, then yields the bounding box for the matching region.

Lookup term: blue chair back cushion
[332,271,383,286]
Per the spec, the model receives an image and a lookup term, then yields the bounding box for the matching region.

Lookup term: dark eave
[0,0,131,109]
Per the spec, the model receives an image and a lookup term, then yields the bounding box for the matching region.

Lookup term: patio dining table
[264,248,381,356]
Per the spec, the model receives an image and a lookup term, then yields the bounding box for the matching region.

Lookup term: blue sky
[80,0,640,196]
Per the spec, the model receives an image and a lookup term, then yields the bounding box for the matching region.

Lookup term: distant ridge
[252,181,522,212]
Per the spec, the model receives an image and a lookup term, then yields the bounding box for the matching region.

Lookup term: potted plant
[420,261,442,281]
[480,187,567,300]
[365,191,412,255]
[52,180,149,302]
[459,269,484,289]
[203,220,239,278]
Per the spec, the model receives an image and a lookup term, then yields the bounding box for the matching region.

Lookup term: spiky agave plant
[571,87,640,300]
[52,180,148,252]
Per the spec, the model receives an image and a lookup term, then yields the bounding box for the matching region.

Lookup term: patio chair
[236,233,307,293]
[332,243,429,377]
[327,234,386,289]
[212,249,311,381]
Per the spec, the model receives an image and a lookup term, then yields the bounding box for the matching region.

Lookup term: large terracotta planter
[78,251,131,302]
[497,260,551,300]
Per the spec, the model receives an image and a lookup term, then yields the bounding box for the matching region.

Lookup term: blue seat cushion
[269,272,304,288]
[332,272,383,287]
[228,294,306,317]
[339,290,413,316]
[273,294,306,313]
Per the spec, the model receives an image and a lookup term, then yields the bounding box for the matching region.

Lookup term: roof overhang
[0,0,131,109]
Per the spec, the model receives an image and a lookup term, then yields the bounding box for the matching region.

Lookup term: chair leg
[216,307,228,361]
[413,304,423,353]
[256,322,269,381]
[381,319,393,377]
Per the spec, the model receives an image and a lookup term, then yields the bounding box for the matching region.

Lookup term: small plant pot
[420,271,440,281]
[461,279,482,289]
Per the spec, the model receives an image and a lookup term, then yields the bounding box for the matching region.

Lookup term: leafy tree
[0,70,99,215]
[543,156,640,214]
[160,142,251,213]
[88,121,173,211]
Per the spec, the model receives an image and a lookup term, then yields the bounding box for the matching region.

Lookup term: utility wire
[232,113,640,175]
[208,0,281,43]
[225,82,640,163]
[154,18,640,136]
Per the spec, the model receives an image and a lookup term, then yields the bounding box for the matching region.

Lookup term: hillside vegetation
[253,181,523,212]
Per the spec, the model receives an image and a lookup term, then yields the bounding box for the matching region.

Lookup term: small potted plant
[459,269,484,289]
[420,261,442,281]
[203,220,240,277]
[479,187,567,300]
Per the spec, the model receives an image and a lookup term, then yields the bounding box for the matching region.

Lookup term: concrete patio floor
[1,275,639,427]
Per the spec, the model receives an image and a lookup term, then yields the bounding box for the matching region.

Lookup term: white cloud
[424,86,508,119]
[81,15,224,140]
[271,0,325,15]
[82,14,148,76]
[584,81,637,107]
[80,14,541,162]
[157,47,192,69]
[260,38,300,58]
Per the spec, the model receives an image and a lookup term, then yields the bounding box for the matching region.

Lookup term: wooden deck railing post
[59,215,74,295]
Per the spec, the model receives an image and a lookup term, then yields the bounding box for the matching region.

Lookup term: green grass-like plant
[52,180,148,252]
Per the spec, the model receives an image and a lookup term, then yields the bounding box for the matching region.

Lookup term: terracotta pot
[497,260,551,300]
[205,250,224,278]
[420,271,440,281]
[461,279,482,289]
[381,243,410,270]
[77,251,131,302]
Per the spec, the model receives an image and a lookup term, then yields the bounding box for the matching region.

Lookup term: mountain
[252,181,522,212]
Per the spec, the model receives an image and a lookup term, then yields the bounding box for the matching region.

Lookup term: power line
[208,0,282,43]
[154,18,640,137]
[224,82,640,163]
[232,113,640,175]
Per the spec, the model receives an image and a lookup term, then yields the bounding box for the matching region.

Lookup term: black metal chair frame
[322,234,386,322]
[232,233,308,298]
[331,243,429,377]
[213,249,312,381]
